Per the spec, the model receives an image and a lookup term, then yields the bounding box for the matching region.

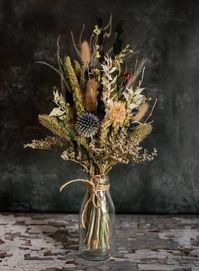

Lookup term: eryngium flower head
[76,113,99,138]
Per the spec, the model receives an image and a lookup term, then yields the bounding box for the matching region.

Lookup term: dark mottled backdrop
[0,0,199,213]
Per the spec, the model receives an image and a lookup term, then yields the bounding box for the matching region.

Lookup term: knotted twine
[60,175,110,228]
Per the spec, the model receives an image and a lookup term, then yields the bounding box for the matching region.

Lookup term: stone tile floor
[0,213,199,271]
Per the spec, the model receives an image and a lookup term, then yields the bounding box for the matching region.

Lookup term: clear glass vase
[79,175,115,261]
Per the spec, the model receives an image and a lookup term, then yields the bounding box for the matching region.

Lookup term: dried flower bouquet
[25,16,157,259]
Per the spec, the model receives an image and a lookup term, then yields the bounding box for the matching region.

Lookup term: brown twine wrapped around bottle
[60,175,110,228]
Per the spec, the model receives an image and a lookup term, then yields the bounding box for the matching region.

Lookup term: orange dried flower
[107,101,127,127]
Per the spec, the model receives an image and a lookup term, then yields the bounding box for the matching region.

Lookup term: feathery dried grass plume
[133,102,149,122]
[80,40,91,66]
[85,79,98,112]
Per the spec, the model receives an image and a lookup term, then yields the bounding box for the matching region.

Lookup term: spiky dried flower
[76,113,100,138]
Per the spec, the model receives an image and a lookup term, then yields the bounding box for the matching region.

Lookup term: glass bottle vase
[79,175,115,261]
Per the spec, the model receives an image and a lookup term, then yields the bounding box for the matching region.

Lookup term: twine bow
[60,175,110,228]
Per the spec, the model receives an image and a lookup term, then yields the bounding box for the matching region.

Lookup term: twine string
[60,175,110,228]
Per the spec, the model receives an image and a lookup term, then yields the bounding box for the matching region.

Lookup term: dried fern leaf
[129,123,152,144]
[64,56,85,115]
[38,114,69,140]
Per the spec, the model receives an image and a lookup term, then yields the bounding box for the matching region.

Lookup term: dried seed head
[133,103,149,122]
[85,79,98,112]
[107,101,127,127]
[80,40,91,66]
[76,113,99,138]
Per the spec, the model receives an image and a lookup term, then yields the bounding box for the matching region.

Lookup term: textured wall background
[0,0,199,213]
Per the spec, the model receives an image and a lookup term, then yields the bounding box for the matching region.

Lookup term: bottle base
[79,249,112,261]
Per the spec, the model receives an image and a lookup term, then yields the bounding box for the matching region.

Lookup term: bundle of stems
[81,190,110,251]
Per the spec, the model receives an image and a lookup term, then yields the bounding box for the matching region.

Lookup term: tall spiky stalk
[64,56,85,116]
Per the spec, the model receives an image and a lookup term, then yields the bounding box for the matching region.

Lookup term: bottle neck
[87,174,110,193]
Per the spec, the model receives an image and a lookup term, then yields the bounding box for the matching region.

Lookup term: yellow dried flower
[107,102,127,127]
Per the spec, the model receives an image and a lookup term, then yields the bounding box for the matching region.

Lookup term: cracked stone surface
[0,214,199,270]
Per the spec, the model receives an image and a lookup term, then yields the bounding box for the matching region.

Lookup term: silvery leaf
[49,107,65,118]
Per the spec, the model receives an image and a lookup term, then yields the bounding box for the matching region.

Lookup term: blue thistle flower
[76,113,100,138]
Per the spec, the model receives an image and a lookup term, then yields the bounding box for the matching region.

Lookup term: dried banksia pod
[129,123,152,144]
[38,114,69,140]
[76,113,99,138]
[132,103,149,122]
[85,79,98,112]
[64,56,85,115]
[80,40,91,67]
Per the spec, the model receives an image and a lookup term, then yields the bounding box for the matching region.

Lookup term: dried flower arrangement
[24,16,157,260]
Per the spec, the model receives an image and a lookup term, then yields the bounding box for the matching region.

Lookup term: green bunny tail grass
[38,114,69,140]
[64,56,85,116]
[129,123,153,144]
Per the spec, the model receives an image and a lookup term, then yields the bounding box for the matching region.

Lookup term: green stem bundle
[81,191,110,251]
